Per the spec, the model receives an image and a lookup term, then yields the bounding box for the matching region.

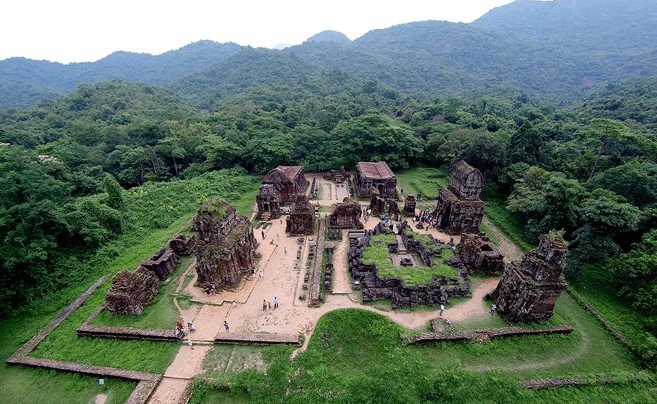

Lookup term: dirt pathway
[331,231,351,294]
[482,216,523,263]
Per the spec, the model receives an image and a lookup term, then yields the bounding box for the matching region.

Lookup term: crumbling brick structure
[369,189,400,217]
[403,194,417,216]
[324,166,348,183]
[256,183,282,220]
[139,247,178,281]
[105,268,160,315]
[329,197,363,229]
[169,232,196,255]
[348,224,469,309]
[192,198,258,290]
[491,233,568,323]
[458,233,504,275]
[355,161,397,199]
[262,165,309,204]
[286,194,315,235]
[434,160,485,234]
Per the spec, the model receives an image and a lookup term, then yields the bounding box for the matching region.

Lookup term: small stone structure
[168,232,196,255]
[329,197,363,229]
[262,165,309,204]
[458,233,505,275]
[434,160,485,234]
[256,183,282,220]
[192,198,258,290]
[286,194,315,235]
[139,247,178,280]
[355,161,397,199]
[105,268,160,316]
[369,189,400,217]
[491,233,568,323]
[402,194,417,216]
[324,166,348,183]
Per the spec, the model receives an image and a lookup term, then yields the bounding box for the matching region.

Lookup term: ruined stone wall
[491,234,568,323]
[348,226,469,309]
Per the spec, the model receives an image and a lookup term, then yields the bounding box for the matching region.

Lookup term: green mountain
[2,0,657,108]
[0,41,241,109]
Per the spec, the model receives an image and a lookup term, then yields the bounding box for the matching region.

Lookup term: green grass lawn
[396,167,449,200]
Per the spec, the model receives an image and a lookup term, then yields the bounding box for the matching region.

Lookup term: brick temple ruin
[369,188,400,217]
[261,165,309,204]
[349,222,469,309]
[105,247,178,315]
[355,161,397,199]
[329,197,363,229]
[168,232,196,255]
[458,233,505,275]
[286,194,316,235]
[256,183,282,220]
[402,194,417,216]
[192,198,258,291]
[491,233,568,323]
[434,160,485,234]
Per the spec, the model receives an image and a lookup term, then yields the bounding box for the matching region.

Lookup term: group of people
[175,321,196,338]
[262,297,279,311]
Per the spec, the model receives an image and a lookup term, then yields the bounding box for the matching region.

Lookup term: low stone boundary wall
[407,324,572,344]
[214,332,301,345]
[520,371,654,389]
[77,324,180,342]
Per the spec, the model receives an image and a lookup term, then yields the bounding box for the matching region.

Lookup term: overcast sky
[1,0,517,64]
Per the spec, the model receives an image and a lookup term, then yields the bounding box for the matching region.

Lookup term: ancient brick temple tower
[434,160,485,234]
[491,233,568,323]
[192,198,258,290]
[286,194,315,235]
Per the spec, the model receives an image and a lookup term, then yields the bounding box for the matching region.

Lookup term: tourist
[274,296,279,309]
[439,304,445,316]
[490,304,497,315]
[187,321,196,332]
[261,230,265,239]
[224,320,230,332]
[284,246,287,255]
[187,339,194,350]
[263,299,267,311]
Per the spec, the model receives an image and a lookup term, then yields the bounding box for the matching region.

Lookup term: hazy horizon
[2,0,516,64]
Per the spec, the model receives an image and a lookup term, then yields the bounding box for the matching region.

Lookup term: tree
[569,188,641,266]
[584,118,632,180]
[507,121,543,166]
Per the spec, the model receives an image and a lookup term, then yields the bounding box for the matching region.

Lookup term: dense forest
[1,0,657,369]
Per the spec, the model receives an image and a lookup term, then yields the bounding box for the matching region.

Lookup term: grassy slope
[191,308,654,403]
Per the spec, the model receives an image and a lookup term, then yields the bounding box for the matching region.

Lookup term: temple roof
[450,160,481,182]
[356,161,395,180]
[265,166,303,181]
